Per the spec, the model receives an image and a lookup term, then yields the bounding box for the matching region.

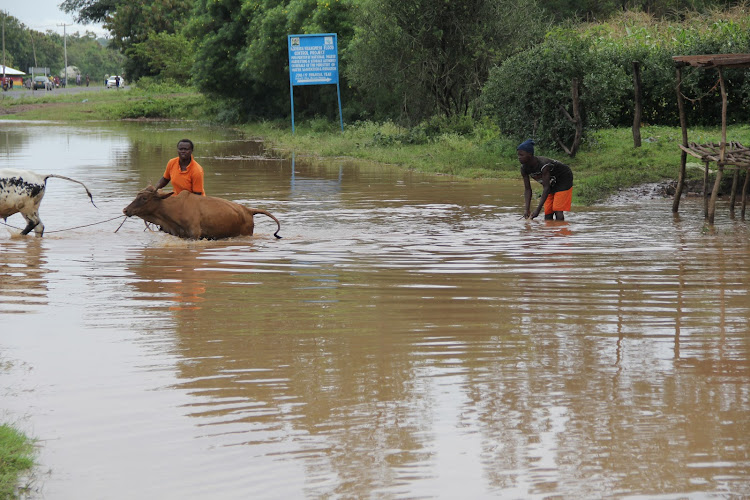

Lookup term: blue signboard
[288,33,343,132]
[288,34,339,85]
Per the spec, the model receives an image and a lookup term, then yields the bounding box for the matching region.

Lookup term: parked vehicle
[106,76,124,88]
[32,76,53,91]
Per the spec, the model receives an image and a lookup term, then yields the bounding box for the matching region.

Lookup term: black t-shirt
[520,156,573,193]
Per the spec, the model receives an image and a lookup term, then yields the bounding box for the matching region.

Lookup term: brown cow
[123,186,281,240]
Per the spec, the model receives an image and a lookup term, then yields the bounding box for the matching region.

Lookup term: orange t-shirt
[163,156,206,196]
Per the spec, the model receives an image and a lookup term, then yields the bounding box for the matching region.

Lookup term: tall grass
[0,424,36,498]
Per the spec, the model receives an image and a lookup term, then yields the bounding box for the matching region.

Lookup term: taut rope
[1,215,125,234]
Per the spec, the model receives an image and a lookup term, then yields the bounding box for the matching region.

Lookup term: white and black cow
[0,169,96,236]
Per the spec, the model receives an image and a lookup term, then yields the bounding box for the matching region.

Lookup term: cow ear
[159,191,175,199]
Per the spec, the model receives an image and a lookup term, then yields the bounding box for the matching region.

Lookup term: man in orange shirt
[155,139,206,196]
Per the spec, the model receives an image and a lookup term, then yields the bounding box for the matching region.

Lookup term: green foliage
[540,0,741,22]
[127,32,193,82]
[61,0,118,23]
[367,115,482,146]
[105,93,208,119]
[132,77,191,92]
[482,9,750,152]
[482,27,630,150]
[0,424,36,498]
[188,0,357,119]
[66,33,126,82]
[0,14,63,73]
[51,0,750,131]
[346,0,548,124]
[104,0,195,80]
[0,14,122,81]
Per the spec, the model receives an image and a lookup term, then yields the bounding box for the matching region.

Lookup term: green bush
[481,11,750,152]
[482,28,629,151]
[106,94,208,120]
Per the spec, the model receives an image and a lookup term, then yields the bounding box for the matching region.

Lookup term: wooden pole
[673,66,688,213]
[708,68,728,224]
[729,167,739,216]
[555,78,582,157]
[572,78,582,156]
[741,168,749,219]
[632,61,642,148]
[720,68,728,163]
[703,161,710,218]
[709,164,724,224]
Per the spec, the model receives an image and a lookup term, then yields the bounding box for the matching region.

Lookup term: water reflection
[0,122,749,499]
[0,128,30,156]
[290,153,343,201]
[126,244,210,311]
[0,238,49,313]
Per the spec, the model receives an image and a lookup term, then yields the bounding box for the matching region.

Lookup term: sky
[4,1,108,38]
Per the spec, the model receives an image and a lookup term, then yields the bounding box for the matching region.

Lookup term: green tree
[189,0,357,120]
[66,32,126,83]
[481,9,750,152]
[481,28,630,151]
[0,14,62,74]
[62,0,195,80]
[128,32,193,82]
[108,0,196,80]
[61,0,118,23]
[2,23,63,76]
[1,13,123,83]
[346,0,548,124]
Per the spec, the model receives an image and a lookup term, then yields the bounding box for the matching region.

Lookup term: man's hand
[530,209,540,219]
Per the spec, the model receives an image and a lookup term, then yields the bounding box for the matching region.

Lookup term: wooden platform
[678,141,750,219]
[671,54,750,222]
[679,141,750,167]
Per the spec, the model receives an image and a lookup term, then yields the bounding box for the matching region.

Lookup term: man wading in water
[155,139,206,196]
[518,139,573,221]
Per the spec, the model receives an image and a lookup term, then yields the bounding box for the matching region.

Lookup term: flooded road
[1,121,749,499]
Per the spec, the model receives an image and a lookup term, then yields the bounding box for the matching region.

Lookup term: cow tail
[251,209,282,239]
[44,174,97,208]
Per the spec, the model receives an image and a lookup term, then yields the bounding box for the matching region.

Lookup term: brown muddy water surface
[1,122,749,499]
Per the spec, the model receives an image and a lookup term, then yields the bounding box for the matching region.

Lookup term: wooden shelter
[671,53,750,223]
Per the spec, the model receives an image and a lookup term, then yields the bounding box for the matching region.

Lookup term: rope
[115,218,159,233]
[678,76,721,104]
[1,215,125,234]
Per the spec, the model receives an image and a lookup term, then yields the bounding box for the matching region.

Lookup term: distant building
[0,65,25,87]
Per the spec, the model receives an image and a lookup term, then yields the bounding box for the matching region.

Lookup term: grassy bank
[0,83,209,121]
[240,119,750,204]
[0,424,35,498]
[3,87,745,204]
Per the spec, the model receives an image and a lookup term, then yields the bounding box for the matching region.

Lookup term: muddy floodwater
[1,122,749,499]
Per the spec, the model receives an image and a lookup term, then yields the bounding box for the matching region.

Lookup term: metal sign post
[29,67,49,92]
[287,33,343,134]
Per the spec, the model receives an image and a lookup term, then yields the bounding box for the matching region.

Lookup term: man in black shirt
[517,139,573,221]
